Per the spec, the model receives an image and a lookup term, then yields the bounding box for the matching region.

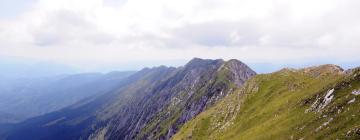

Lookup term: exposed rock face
[222,59,256,87]
[2,58,256,140]
[98,58,256,140]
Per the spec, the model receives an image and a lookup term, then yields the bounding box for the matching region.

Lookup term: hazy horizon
[0,57,359,78]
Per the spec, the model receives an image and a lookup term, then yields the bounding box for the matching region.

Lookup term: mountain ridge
[173,65,360,140]
[1,58,256,140]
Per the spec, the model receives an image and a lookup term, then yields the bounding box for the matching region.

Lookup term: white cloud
[0,0,359,71]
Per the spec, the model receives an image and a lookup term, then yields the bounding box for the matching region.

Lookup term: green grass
[173,67,360,140]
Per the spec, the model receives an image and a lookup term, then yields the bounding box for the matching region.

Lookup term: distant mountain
[1,58,256,140]
[173,65,360,140]
[0,71,135,123]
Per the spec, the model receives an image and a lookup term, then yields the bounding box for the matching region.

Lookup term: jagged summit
[185,58,224,68]
[183,58,256,87]
[219,59,256,87]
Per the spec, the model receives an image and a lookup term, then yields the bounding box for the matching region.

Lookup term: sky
[0,0,359,73]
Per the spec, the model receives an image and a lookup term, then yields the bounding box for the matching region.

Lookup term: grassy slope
[173,66,360,140]
[136,61,239,139]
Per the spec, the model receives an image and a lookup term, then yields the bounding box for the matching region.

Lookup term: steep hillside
[173,65,360,140]
[91,58,255,140]
[2,58,256,140]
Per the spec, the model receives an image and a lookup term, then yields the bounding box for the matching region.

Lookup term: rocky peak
[218,59,257,87]
[185,58,224,69]
[224,59,255,73]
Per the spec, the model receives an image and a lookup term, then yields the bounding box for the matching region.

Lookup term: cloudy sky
[0,0,359,73]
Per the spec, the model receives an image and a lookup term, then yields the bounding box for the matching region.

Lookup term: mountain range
[0,58,359,140]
